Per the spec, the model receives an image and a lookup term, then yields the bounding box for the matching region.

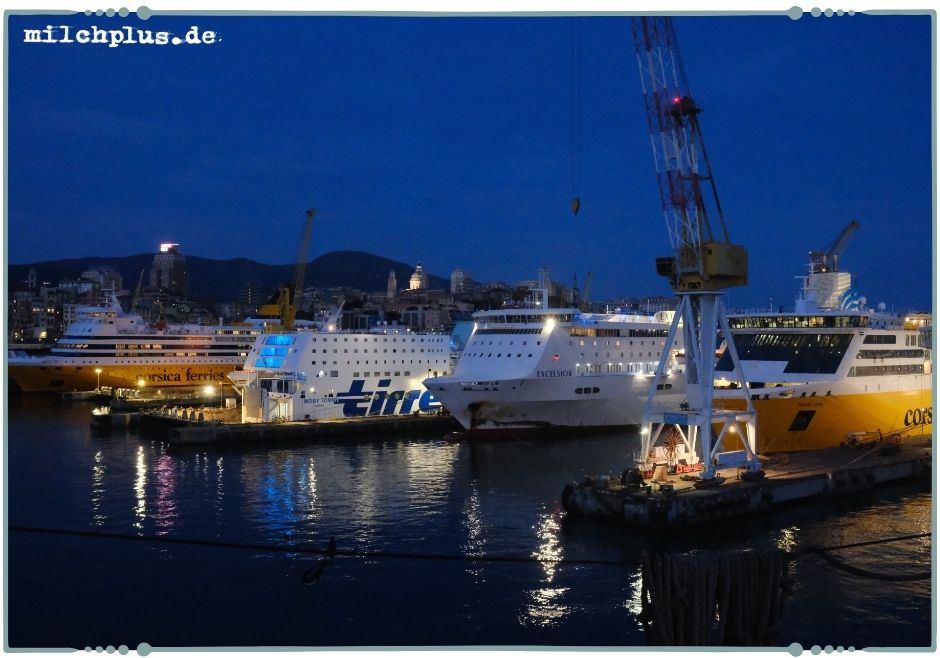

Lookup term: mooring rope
[640,548,793,646]
[9,525,930,582]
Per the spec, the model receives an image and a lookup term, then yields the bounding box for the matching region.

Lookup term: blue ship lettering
[333,379,440,417]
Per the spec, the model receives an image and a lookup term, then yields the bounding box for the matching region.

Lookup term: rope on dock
[639,548,791,646]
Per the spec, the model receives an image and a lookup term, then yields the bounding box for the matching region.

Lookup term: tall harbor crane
[257,208,315,331]
[632,17,759,481]
[810,219,860,273]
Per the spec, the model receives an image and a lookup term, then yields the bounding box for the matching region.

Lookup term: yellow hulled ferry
[8,294,260,393]
[715,264,932,452]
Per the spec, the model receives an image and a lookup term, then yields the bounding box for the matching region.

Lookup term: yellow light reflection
[91,450,107,526]
[522,508,570,627]
[133,445,147,530]
[776,526,800,553]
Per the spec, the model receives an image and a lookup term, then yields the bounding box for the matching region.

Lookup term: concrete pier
[562,439,932,529]
[139,410,461,445]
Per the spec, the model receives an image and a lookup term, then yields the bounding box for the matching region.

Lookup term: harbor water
[6,396,933,649]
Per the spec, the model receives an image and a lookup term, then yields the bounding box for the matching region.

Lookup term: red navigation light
[552,354,560,361]
[672,96,681,104]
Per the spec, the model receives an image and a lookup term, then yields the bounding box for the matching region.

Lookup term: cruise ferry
[228,323,455,422]
[423,271,686,435]
[713,263,932,452]
[7,294,260,393]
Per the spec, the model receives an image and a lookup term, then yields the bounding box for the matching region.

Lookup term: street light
[94,368,102,391]
[204,384,224,408]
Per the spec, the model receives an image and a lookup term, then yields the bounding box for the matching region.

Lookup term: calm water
[6,397,934,649]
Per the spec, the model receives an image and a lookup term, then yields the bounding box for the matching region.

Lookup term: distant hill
[8,251,450,301]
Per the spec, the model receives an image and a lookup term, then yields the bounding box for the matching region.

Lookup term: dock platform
[561,439,932,529]
[139,410,461,445]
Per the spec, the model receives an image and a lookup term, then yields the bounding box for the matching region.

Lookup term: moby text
[23,25,220,48]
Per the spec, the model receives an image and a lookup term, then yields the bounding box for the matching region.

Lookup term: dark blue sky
[7,12,934,310]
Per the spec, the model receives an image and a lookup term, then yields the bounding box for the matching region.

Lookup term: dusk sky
[6,10,934,311]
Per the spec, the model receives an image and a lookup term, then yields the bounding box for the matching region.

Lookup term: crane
[809,220,860,273]
[256,209,315,331]
[632,16,759,481]
[581,271,593,311]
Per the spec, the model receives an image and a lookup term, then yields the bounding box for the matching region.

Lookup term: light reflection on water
[523,506,569,627]
[6,398,933,649]
[133,444,146,531]
[90,450,106,527]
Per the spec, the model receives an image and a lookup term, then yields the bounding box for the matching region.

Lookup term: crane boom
[633,16,747,292]
[810,220,860,273]
[281,208,315,331]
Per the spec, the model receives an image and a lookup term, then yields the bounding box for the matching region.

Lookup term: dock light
[204,385,215,397]
[137,378,145,388]
[94,368,102,390]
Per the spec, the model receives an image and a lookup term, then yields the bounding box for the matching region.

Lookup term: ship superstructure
[713,261,932,452]
[7,293,260,393]
[424,273,686,434]
[229,323,454,422]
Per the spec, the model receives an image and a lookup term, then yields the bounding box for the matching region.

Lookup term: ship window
[716,333,852,374]
[788,410,816,432]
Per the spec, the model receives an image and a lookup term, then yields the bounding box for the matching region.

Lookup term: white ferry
[423,271,686,436]
[713,262,932,452]
[7,294,260,393]
[228,322,455,423]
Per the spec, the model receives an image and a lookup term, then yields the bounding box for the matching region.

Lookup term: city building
[149,242,189,296]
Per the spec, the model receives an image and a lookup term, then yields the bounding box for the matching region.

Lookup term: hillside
[8,251,449,301]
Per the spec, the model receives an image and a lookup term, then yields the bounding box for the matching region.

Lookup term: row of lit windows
[481,314,574,324]
[308,348,444,354]
[856,349,924,360]
[307,336,443,342]
[862,334,897,344]
[51,351,249,358]
[311,359,446,366]
[570,327,669,338]
[56,342,253,351]
[848,364,925,376]
[474,328,544,335]
[729,315,868,329]
[573,339,662,348]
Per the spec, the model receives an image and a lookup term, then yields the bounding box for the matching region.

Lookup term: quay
[562,438,932,529]
[138,408,461,445]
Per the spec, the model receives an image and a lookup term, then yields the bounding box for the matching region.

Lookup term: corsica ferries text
[903,406,933,427]
[315,379,441,417]
[135,368,226,383]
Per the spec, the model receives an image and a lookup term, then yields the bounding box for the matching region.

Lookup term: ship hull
[429,374,686,433]
[716,375,932,452]
[8,361,242,393]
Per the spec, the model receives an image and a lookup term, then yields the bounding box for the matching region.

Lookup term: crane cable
[570,18,581,216]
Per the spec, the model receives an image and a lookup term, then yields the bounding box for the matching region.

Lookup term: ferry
[7,294,260,393]
[228,322,455,423]
[423,270,686,435]
[713,263,932,452]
